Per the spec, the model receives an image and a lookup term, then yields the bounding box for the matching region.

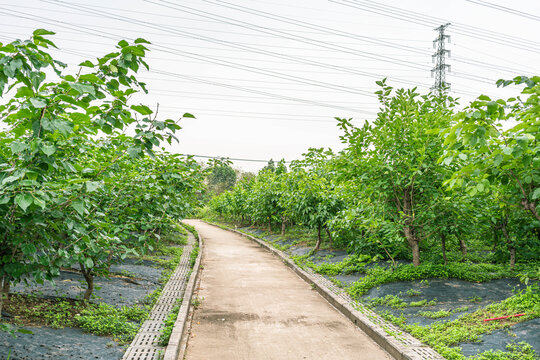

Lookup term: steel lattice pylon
[431,23,451,95]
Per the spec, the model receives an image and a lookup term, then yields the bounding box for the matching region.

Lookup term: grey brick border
[205,221,444,360]
[162,226,203,360]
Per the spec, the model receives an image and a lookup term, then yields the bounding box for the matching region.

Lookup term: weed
[417,310,453,319]
[406,289,421,297]
[75,303,146,343]
[192,297,203,309]
[158,300,182,346]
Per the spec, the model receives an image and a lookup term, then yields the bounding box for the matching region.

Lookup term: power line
[142,0,432,71]
[332,0,540,53]
[181,153,292,163]
[1,5,506,95]
[0,8,379,98]
[195,0,432,56]
[43,0,437,90]
[465,0,540,22]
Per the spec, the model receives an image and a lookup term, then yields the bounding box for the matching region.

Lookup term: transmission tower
[431,23,451,95]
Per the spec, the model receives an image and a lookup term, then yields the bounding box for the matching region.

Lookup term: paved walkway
[182,220,392,360]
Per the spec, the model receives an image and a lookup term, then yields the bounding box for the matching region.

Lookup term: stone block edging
[162,227,203,360]
[205,221,444,360]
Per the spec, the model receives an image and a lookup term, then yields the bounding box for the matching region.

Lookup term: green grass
[417,307,470,319]
[75,303,149,343]
[158,300,182,346]
[346,263,537,298]
[365,294,437,309]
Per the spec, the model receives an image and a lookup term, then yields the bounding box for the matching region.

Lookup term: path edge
[162,223,203,360]
[204,220,444,360]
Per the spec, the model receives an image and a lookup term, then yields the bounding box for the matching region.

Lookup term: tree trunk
[459,238,468,259]
[268,218,272,233]
[441,233,448,266]
[402,187,420,267]
[0,275,9,319]
[521,198,540,221]
[281,217,286,236]
[499,217,515,269]
[508,245,516,269]
[314,224,322,252]
[79,262,94,301]
[325,226,333,249]
[405,227,420,267]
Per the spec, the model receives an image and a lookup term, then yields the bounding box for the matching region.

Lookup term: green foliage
[75,303,147,343]
[347,262,524,298]
[0,30,205,305]
[417,307,469,319]
[207,163,237,195]
[365,295,437,309]
[206,76,540,271]
[471,342,537,360]
[298,253,373,276]
[158,300,181,346]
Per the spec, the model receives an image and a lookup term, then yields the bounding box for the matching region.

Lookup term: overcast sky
[1,0,539,171]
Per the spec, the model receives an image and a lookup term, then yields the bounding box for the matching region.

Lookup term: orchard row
[211,78,540,268]
[0,31,205,317]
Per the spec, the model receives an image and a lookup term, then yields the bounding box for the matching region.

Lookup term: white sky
[0,0,539,171]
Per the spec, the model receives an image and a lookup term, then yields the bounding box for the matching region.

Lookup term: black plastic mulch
[0,327,125,360]
[1,257,165,359]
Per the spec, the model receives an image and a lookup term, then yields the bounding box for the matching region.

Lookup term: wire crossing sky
[0,0,539,171]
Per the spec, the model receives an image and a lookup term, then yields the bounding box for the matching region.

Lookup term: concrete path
[182,220,392,360]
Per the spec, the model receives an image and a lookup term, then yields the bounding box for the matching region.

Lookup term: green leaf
[21,243,37,255]
[29,97,47,108]
[134,38,151,44]
[493,154,504,167]
[69,112,90,123]
[0,196,10,205]
[10,142,28,154]
[17,328,33,335]
[41,144,56,156]
[131,104,153,115]
[486,101,498,114]
[78,74,103,84]
[33,29,55,36]
[442,156,453,166]
[15,193,33,211]
[71,199,85,216]
[532,188,540,200]
[85,181,101,193]
[182,112,196,119]
[70,82,95,96]
[78,60,94,67]
[4,58,23,77]
[15,86,34,98]
[33,197,46,209]
[84,257,94,269]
